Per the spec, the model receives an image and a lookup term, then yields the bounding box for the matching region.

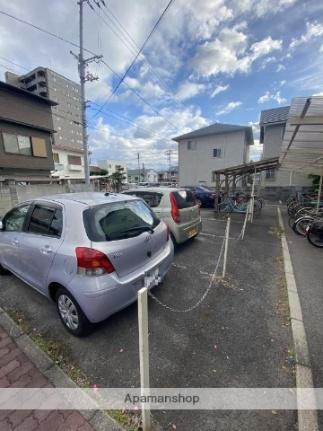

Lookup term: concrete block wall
[0,182,94,216]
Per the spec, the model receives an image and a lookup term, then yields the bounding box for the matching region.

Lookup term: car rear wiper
[123,226,154,234]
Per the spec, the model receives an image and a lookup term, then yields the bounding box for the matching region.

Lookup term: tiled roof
[259,106,290,125]
[172,123,253,142]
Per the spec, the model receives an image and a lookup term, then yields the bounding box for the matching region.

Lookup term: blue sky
[0,0,323,169]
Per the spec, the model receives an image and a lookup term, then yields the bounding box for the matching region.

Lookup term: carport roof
[280,96,323,175]
[212,157,279,176]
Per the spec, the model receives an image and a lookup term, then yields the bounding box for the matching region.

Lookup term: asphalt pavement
[0,207,296,430]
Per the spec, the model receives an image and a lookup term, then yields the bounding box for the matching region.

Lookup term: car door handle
[40,245,53,255]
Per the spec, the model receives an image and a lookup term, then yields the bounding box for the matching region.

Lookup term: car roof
[33,192,138,207]
[124,187,184,193]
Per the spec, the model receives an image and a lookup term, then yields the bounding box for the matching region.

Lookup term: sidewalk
[283,209,323,431]
[0,324,95,431]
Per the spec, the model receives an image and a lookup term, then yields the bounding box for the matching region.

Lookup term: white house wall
[178,131,248,187]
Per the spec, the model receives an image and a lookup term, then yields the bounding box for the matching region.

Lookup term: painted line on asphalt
[172,263,216,278]
[277,207,318,431]
[200,232,240,240]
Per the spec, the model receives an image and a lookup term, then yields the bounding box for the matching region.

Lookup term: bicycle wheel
[307,222,323,248]
[293,216,314,236]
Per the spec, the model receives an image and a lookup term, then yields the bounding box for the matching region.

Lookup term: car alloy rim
[58,294,79,330]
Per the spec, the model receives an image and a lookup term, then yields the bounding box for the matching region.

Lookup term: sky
[0,0,323,170]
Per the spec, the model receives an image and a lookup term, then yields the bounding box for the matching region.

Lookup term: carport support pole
[316,174,323,215]
[222,217,231,278]
[138,286,151,431]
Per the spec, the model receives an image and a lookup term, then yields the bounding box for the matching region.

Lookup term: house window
[68,155,82,165]
[3,133,19,154]
[31,137,47,157]
[265,169,276,180]
[187,140,196,150]
[2,133,32,156]
[53,153,60,163]
[213,148,222,158]
[17,136,32,155]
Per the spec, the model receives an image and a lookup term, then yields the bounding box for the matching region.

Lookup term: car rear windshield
[83,200,160,242]
[173,190,196,209]
[125,191,162,208]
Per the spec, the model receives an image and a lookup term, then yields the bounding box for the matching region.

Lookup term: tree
[108,165,126,192]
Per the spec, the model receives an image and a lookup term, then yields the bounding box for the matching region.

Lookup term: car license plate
[145,268,160,288]
[187,228,197,238]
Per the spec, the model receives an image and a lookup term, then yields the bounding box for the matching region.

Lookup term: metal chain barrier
[147,232,226,313]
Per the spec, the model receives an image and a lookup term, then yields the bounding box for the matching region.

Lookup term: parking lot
[0,207,296,430]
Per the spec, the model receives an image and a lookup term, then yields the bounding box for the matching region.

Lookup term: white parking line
[200,232,239,240]
[277,207,318,431]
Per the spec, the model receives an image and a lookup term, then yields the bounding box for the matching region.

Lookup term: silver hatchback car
[123,188,202,245]
[0,193,174,336]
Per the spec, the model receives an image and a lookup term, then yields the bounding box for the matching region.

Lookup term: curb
[0,306,124,431]
[277,208,318,431]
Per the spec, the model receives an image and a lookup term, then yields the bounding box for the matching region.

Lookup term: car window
[126,192,162,208]
[173,190,196,209]
[83,200,160,242]
[27,205,63,237]
[3,203,31,232]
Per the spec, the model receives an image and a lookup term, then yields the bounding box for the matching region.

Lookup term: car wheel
[0,263,10,275]
[56,288,91,337]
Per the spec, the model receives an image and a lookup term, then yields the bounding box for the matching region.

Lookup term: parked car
[122,187,202,245]
[184,185,219,208]
[0,193,173,336]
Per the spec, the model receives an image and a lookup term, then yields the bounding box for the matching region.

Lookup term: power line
[88,100,163,137]
[90,0,175,120]
[0,8,180,132]
[0,56,29,71]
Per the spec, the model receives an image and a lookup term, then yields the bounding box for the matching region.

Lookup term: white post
[138,286,151,431]
[250,169,256,223]
[241,208,248,240]
[316,174,323,215]
[222,217,231,278]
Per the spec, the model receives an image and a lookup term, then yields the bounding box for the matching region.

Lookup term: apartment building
[173,123,253,187]
[0,80,55,180]
[260,106,312,199]
[97,159,128,179]
[5,68,84,179]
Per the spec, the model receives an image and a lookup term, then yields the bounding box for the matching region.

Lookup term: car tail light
[75,247,115,276]
[170,192,180,224]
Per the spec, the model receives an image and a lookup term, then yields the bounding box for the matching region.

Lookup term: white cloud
[276,64,286,72]
[280,80,287,86]
[248,121,260,138]
[258,90,287,104]
[210,84,229,98]
[89,106,208,169]
[312,92,323,96]
[175,81,206,101]
[216,101,242,116]
[249,139,263,161]
[233,0,297,17]
[191,25,282,78]
[320,44,323,53]
[290,21,323,49]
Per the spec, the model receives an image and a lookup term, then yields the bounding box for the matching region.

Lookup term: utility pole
[165,149,175,181]
[73,0,103,187]
[138,153,141,185]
